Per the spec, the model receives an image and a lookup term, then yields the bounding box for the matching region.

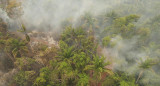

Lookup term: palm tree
[84,55,112,86]
[82,12,96,35]
[17,23,30,43]
[58,40,74,59]
[136,58,157,83]
[104,11,118,24]
[5,38,28,58]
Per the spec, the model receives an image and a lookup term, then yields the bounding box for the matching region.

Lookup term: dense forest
[0,0,160,86]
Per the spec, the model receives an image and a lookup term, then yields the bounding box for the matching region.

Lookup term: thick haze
[0,0,160,86]
[21,0,160,85]
[20,0,160,31]
[21,0,127,30]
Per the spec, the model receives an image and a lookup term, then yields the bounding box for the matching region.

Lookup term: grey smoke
[21,0,127,31]
[0,0,160,86]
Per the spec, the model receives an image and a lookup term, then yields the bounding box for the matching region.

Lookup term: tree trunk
[136,70,143,83]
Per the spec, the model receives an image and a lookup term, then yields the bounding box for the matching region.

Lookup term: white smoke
[0,0,160,85]
[21,0,127,30]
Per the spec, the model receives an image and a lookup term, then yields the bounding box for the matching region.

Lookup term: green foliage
[32,27,113,86]
[92,55,110,73]
[60,26,97,57]
[58,40,74,59]
[37,43,48,51]
[18,24,30,42]
[61,18,73,28]
[5,38,28,58]
[91,55,112,81]
[82,12,96,26]
[15,57,35,70]
[72,52,91,71]
[14,71,36,86]
[137,28,151,37]
[101,14,140,46]
[61,26,86,46]
[34,67,53,86]
[136,58,158,84]
[103,73,138,86]
[21,24,26,32]
[113,15,140,38]
[104,11,119,23]
[25,34,30,42]
[120,80,137,86]
[146,15,160,30]
[139,58,157,70]
[77,73,89,86]
[2,2,160,85]
[102,36,111,47]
